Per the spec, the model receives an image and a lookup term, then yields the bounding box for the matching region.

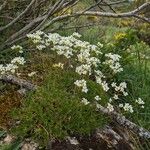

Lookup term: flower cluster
[75,64,91,75]
[107,103,114,112]
[104,53,123,73]
[74,79,88,93]
[94,95,101,101]
[11,57,26,65]
[27,31,43,44]
[136,98,144,108]
[81,98,90,105]
[119,103,134,113]
[0,57,25,75]
[11,45,23,53]
[26,31,144,113]
[111,82,128,96]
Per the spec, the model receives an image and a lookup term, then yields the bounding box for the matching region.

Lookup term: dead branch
[31,0,66,32]
[43,2,150,30]
[1,0,79,48]
[86,0,105,12]
[80,2,150,22]
[102,1,116,13]
[0,75,37,91]
[0,1,149,51]
[100,0,128,6]
[0,0,7,12]
[0,0,36,33]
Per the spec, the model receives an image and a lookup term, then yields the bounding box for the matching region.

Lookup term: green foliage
[116,41,150,129]
[84,26,150,130]
[0,140,22,150]
[113,29,139,51]
[11,68,108,145]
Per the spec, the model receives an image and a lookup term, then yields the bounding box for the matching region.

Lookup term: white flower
[82,86,88,93]
[135,98,145,105]
[77,50,90,63]
[11,45,23,53]
[67,137,79,145]
[0,55,26,76]
[113,94,119,100]
[112,82,128,96]
[119,103,123,108]
[5,64,18,73]
[27,31,42,44]
[119,82,127,89]
[19,50,23,53]
[28,71,37,77]
[123,103,134,113]
[36,30,44,35]
[36,45,46,50]
[0,64,5,75]
[75,64,91,75]
[86,57,100,67]
[95,70,105,78]
[111,82,116,87]
[94,95,101,101]
[109,98,112,103]
[101,81,109,92]
[11,57,26,65]
[107,103,114,112]
[81,98,90,105]
[97,42,103,48]
[11,45,23,50]
[105,53,121,61]
[53,63,64,69]
[74,79,88,93]
[96,103,101,109]
[72,32,81,38]
[104,53,123,73]
[123,91,128,96]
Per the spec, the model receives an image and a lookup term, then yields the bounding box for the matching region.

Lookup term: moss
[11,67,109,145]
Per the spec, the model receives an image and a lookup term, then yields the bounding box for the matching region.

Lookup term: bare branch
[0,0,7,12]
[102,1,116,13]
[100,0,128,6]
[4,15,45,44]
[130,2,150,14]
[43,2,150,30]
[81,2,150,19]
[2,0,79,47]
[32,0,66,32]
[0,0,36,32]
[1,2,149,50]
[85,0,105,12]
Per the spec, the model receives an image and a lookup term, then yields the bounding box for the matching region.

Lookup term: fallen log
[95,102,150,139]
[0,75,37,91]
[93,125,135,150]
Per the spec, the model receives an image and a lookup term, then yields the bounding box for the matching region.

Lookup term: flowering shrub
[25,31,145,113]
[4,31,148,146]
[1,31,146,114]
[0,45,25,76]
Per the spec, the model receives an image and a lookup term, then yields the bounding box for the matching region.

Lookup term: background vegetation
[0,0,150,149]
